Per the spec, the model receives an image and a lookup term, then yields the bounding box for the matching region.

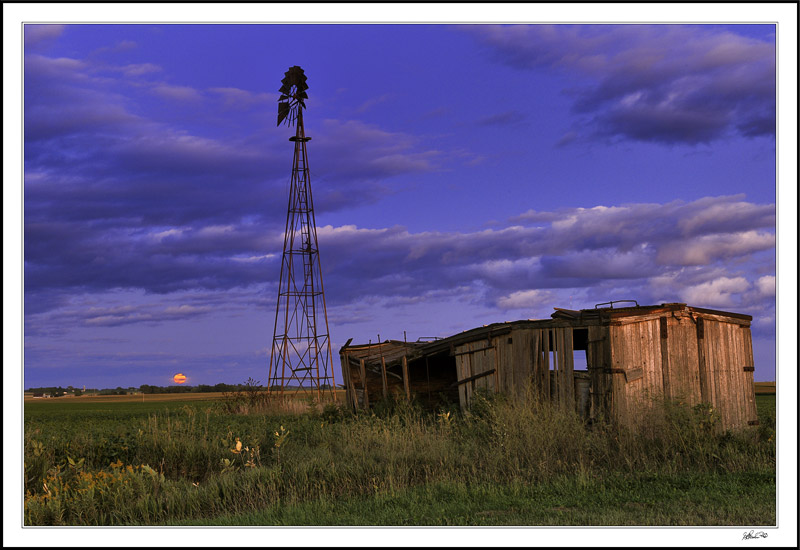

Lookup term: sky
[21,22,781,389]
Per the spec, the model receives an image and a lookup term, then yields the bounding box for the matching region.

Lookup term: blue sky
[20,22,782,388]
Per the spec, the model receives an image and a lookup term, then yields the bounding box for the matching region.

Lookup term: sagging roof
[339,303,752,358]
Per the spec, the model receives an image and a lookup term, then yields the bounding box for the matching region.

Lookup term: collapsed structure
[338,303,759,431]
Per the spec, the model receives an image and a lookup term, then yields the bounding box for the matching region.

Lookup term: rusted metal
[268,67,336,400]
[595,300,639,309]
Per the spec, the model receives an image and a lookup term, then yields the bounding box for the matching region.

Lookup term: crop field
[23,391,776,526]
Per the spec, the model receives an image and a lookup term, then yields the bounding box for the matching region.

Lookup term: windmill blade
[277,65,308,127]
[277,102,291,126]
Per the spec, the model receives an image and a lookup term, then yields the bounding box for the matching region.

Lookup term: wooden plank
[586,326,600,419]
[626,368,644,382]
[667,317,684,403]
[732,323,747,429]
[710,320,731,429]
[402,355,410,401]
[475,342,489,393]
[360,359,369,409]
[455,353,467,411]
[340,351,355,411]
[539,329,553,401]
[564,327,574,409]
[560,328,568,406]
[706,320,723,425]
[647,319,662,397]
[493,336,500,393]
[510,329,530,399]
[724,323,740,429]
[530,329,542,401]
[741,326,758,423]
[609,325,626,425]
[499,332,511,395]
[452,344,496,357]
[450,368,496,387]
[696,317,710,403]
[551,329,560,405]
[684,317,701,405]
[730,322,743,429]
[552,329,561,404]
[464,342,474,407]
[626,323,640,411]
[659,317,671,400]
[380,356,388,399]
[705,320,719,412]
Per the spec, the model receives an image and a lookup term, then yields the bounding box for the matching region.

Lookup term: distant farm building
[339,303,758,431]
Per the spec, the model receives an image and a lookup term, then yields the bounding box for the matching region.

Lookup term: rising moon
[173,373,187,384]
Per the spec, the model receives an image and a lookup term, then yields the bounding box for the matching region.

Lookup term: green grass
[23,392,776,526]
[754,394,775,420]
[173,472,775,526]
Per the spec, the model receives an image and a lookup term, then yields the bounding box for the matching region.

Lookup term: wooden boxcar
[339,303,758,431]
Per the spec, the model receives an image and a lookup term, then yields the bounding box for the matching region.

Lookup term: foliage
[23,393,776,526]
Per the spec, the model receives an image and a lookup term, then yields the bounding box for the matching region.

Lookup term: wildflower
[231,437,242,454]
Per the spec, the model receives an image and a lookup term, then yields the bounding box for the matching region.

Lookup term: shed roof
[339,303,752,357]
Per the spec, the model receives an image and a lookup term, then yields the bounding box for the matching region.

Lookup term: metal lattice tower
[268,66,335,400]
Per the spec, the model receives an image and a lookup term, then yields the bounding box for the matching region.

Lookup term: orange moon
[173,373,187,384]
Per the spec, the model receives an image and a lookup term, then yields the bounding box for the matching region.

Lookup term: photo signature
[742,530,768,540]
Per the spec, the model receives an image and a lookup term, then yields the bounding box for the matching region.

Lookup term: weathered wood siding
[454,339,498,409]
[699,319,758,429]
[342,304,756,430]
[607,319,664,424]
[587,325,610,421]
[453,327,574,411]
[605,313,756,431]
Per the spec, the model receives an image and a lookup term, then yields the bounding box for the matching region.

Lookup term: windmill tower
[268,66,336,400]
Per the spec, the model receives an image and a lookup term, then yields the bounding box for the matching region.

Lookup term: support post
[402,355,410,401]
[359,358,369,409]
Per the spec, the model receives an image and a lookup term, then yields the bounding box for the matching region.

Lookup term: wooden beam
[659,317,671,399]
[451,344,495,357]
[402,355,410,400]
[359,358,369,409]
[380,356,388,398]
[450,368,497,388]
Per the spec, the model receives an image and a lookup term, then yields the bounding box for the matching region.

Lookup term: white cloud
[756,275,775,296]
[24,24,65,46]
[681,276,750,307]
[497,289,553,310]
[657,230,775,265]
[152,84,203,102]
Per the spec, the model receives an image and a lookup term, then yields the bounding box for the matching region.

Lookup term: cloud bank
[467,25,775,144]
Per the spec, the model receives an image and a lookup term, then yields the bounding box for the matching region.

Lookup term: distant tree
[73,389,82,397]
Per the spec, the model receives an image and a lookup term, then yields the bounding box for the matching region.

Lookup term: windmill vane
[277,65,309,127]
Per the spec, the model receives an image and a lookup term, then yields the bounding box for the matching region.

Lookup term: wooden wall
[342,307,757,431]
[452,327,575,411]
[699,319,758,428]
[604,313,757,430]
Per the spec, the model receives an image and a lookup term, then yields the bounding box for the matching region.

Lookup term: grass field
[24,389,347,404]
[753,382,776,394]
[23,391,776,526]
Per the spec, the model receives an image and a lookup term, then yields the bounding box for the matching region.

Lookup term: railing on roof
[594,300,639,309]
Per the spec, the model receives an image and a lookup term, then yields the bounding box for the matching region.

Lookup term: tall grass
[24,393,775,525]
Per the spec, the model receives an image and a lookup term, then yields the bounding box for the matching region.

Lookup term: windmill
[268,66,336,400]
